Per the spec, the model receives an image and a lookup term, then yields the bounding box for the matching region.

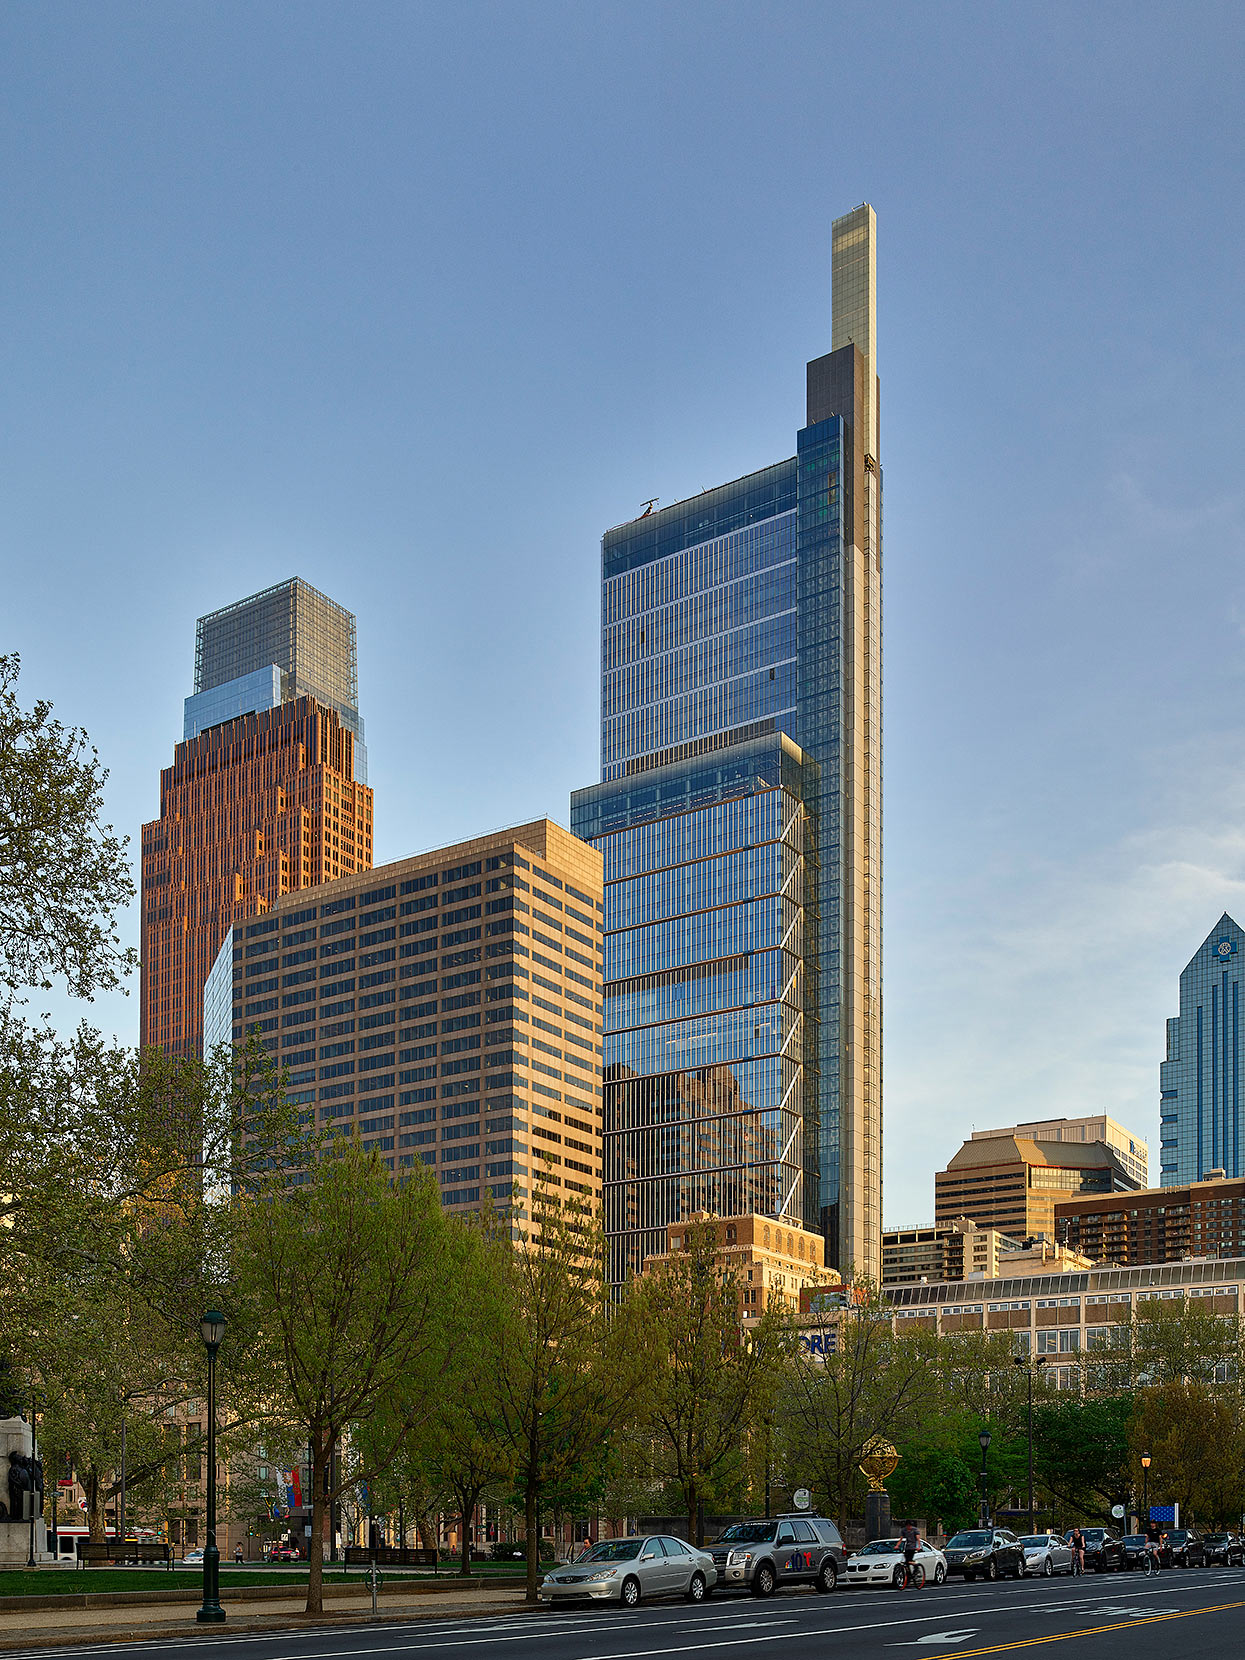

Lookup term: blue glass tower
[571,205,882,1283]
[1160,913,1245,1184]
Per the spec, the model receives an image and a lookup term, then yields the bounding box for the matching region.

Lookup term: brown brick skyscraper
[141,581,373,1060]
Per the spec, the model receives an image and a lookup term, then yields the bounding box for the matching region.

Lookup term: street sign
[793,1488,811,1510]
[1110,1504,1125,1519]
[57,1479,75,1489]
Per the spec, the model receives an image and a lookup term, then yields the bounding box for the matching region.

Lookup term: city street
[4,1567,1244,1660]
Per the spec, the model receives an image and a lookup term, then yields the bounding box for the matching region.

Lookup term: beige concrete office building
[204,819,604,1214]
[971,1115,1150,1188]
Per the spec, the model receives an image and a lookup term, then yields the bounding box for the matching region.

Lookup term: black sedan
[1120,1535,1156,1570]
[943,1529,1027,1581]
[1160,1529,1206,1568]
[1203,1533,1245,1566]
[1065,1529,1124,1571]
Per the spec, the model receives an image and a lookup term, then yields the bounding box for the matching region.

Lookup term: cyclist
[1070,1526,1085,1575]
[901,1521,923,1589]
[1142,1537,1161,1576]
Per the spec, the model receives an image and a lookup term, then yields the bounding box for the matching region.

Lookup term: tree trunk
[525,1481,539,1604]
[85,1471,106,1546]
[459,1492,472,1576]
[687,1483,697,1552]
[305,1428,327,1616]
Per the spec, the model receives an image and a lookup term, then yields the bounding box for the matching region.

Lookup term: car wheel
[1015,1559,1025,1579]
[1042,1557,1053,1577]
[985,1559,998,1582]
[935,1563,947,1585]
[816,1560,837,1594]
[892,1565,905,1588]
[753,1563,776,1598]
[621,1576,641,1609]
[685,1572,706,1603]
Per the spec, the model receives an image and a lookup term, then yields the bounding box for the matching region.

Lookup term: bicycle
[1071,1552,1084,1576]
[900,1560,925,1590]
[1141,1546,1160,1578]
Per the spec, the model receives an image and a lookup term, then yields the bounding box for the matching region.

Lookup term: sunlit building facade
[573,204,882,1283]
[141,581,372,1061]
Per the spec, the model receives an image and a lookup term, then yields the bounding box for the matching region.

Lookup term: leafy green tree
[1032,1393,1134,1522]
[236,1142,458,1614]
[774,1283,932,1526]
[1129,1297,1243,1385]
[628,1214,787,1544]
[0,652,135,1001]
[490,1181,636,1601]
[888,1446,979,1534]
[1131,1381,1245,1525]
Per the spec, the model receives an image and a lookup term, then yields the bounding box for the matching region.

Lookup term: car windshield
[579,1540,643,1562]
[717,1523,776,1543]
[947,1532,991,1548]
[1168,1531,1190,1543]
[1205,1534,1229,1543]
[859,1540,900,1555]
[1080,1531,1107,1542]
[1020,1537,1053,1548]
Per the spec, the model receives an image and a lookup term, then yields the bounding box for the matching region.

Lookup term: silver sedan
[1020,1533,1076,1576]
[540,1535,718,1607]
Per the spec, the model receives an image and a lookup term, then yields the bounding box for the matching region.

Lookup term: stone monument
[0,1418,51,1568]
[859,1435,900,1543]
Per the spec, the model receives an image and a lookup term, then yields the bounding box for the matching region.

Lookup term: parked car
[1203,1533,1245,1566]
[1019,1533,1075,1576]
[1064,1528,1124,1572]
[845,1537,947,1588]
[183,1548,204,1565]
[1159,1529,1205,1568]
[943,1528,1026,1581]
[539,1535,717,1608]
[273,1544,301,1561]
[709,1514,846,1596]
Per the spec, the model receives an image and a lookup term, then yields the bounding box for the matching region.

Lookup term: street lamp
[1013,1354,1048,1533]
[978,1428,992,1528]
[1141,1453,1151,1529]
[197,1311,227,1625]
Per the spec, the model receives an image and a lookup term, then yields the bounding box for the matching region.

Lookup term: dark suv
[1159,1529,1205,1568]
[1066,1529,1124,1572]
[944,1528,1026,1581]
[709,1515,846,1596]
[1203,1533,1244,1566]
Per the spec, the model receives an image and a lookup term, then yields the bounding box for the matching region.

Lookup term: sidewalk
[0,1583,532,1650]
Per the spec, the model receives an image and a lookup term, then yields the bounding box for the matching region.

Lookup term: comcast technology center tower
[572,205,882,1285]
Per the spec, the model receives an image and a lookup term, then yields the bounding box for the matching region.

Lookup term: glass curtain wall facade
[574,736,811,1284]
[572,204,882,1283]
[1161,913,1245,1185]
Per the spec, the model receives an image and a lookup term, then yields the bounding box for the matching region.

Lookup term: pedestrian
[901,1521,921,1588]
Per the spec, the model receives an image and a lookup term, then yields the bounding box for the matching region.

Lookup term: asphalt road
[7,1565,1245,1660]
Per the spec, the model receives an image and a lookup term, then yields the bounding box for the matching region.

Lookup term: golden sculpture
[858,1437,900,1493]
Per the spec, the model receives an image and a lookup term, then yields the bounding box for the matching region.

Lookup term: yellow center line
[921,1598,1245,1660]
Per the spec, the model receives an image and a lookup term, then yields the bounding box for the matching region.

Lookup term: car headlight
[965,1551,984,1562]
[587,1569,618,1581]
[728,1550,752,1564]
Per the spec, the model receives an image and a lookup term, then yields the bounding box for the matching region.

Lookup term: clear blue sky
[4,1,1244,1224]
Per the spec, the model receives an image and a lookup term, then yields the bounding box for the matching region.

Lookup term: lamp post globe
[196,1310,227,1625]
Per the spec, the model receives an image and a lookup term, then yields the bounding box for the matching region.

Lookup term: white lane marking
[1093,1605,1180,1616]
[889,1632,979,1646]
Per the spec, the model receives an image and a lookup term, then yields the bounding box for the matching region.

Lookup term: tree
[1129,1296,1243,1386]
[490,1181,636,1602]
[236,1141,457,1614]
[887,1445,979,1534]
[1033,1393,1134,1523]
[628,1215,787,1544]
[1131,1382,1245,1525]
[774,1284,933,1527]
[0,653,135,1001]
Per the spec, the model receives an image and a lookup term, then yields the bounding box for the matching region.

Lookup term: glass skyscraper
[185,577,367,782]
[572,204,882,1283]
[1160,913,1245,1184]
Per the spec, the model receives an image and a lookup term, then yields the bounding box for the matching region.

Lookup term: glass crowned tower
[572,205,882,1283]
[1160,913,1245,1184]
